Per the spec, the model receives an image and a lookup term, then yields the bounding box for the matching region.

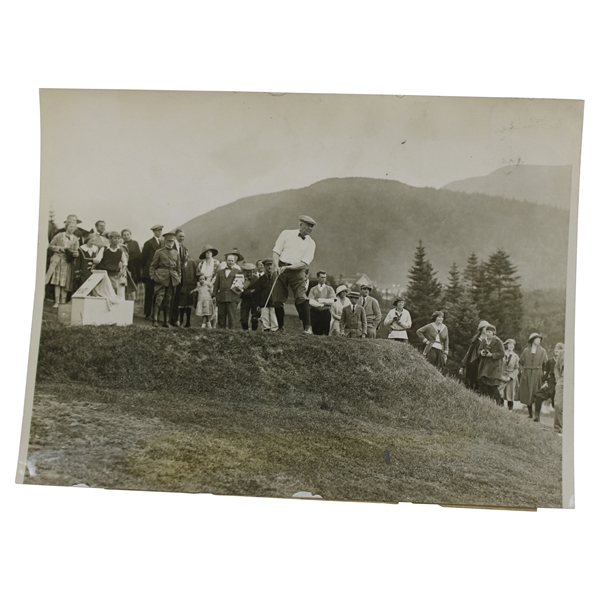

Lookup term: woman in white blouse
[383,297,412,342]
[330,285,351,336]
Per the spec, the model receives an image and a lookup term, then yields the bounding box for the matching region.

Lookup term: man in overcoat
[212,253,243,329]
[149,232,181,327]
[169,228,190,326]
[140,225,164,319]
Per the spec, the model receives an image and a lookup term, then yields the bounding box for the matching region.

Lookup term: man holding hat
[340,291,367,338]
[383,297,412,342]
[358,284,382,339]
[140,225,164,319]
[239,262,260,331]
[250,259,278,332]
[149,232,181,327]
[271,215,317,333]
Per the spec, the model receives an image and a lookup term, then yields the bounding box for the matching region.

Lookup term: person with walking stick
[271,215,317,334]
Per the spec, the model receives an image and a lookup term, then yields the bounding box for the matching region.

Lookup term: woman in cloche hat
[330,284,350,336]
[518,333,548,418]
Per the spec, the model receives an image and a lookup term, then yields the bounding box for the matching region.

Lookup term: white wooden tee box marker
[70,271,134,326]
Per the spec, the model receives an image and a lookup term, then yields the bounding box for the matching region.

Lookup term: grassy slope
[26,323,562,507]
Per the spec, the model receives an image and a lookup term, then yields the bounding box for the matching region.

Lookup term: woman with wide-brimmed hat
[498,338,519,409]
[330,284,351,336]
[459,320,490,391]
[196,244,220,286]
[518,332,548,418]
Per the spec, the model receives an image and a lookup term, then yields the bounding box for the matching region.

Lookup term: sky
[41,89,583,237]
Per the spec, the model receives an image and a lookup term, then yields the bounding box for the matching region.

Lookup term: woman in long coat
[45,221,80,306]
[518,332,548,418]
[416,311,449,370]
[459,320,490,390]
[498,338,519,410]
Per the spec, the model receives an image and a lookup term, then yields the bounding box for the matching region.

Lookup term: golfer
[271,215,317,333]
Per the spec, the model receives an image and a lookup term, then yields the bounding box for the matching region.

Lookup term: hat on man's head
[262,258,273,265]
[64,214,82,224]
[360,283,373,291]
[163,232,176,240]
[199,244,219,259]
[242,262,256,271]
[226,248,244,261]
[528,332,543,344]
[348,291,361,299]
[335,284,349,295]
[299,215,317,226]
[108,230,122,239]
[150,224,164,231]
[393,296,405,306]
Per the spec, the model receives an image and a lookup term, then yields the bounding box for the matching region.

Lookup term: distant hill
[442,164,573,210]
[179,177,570,290]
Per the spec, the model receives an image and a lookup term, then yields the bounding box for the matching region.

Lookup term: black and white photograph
[17,89,581,509]
[2,2,598,598]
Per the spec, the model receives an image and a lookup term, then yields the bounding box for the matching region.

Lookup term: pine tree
[463,252,486,310]
[404,241,442,342]
[478,249,523,340]
[442,263,480,369]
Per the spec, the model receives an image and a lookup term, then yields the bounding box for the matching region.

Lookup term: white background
[1,1,597,597]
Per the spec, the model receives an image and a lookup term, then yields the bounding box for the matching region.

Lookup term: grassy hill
[443,164,573,210]
[179,177,570,289]
[25,322,562,508]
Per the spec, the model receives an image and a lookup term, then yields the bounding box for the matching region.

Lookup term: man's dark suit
[140,235,164,317]
[212,267,242,329]
[170,242,190,325]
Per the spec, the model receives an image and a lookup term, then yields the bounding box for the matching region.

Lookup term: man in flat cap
[140,225,164,319]
[271,215,317,334]
[340,291,367,338]
[149,232,181,327]
[358,284,382,339]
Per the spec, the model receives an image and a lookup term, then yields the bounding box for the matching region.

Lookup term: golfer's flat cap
[262,258,273,265]
[150,224,164,231]
[163,232,176,240]
[299,215,317,226]
[360,283,373,291]
[348,291,361,299]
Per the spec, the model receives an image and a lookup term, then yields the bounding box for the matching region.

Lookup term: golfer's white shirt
[272,229,315,266]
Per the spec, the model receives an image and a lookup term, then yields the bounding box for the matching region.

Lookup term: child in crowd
[193,273,214,328]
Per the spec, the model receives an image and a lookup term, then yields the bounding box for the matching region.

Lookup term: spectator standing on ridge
[94,220,109,246]
[140,225,164,319]
[531,342,560,422]
[56,214,86,245]
[177,247,197,328]
[239,262,260,331]
[96,231,128,298]
[212,253,243,329]
[121,229,142,298]
[498,338,519,410]
[169,228,189,326]
[256,260,265,277]
[218,247,243,271]
[308,270,336,335]
[45,219,80,306]
[193,273,214,328]
[475,324,505,403]
[330,285,350,336]
[340,291,367,338]
[417,311,450,370]
[250,258,279,332]
[149,232,181,328]
[383,296,412,342]
[271,215,317,334]
[459,321,490,391]
[358,284,382,339]
[518,333,548,419]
